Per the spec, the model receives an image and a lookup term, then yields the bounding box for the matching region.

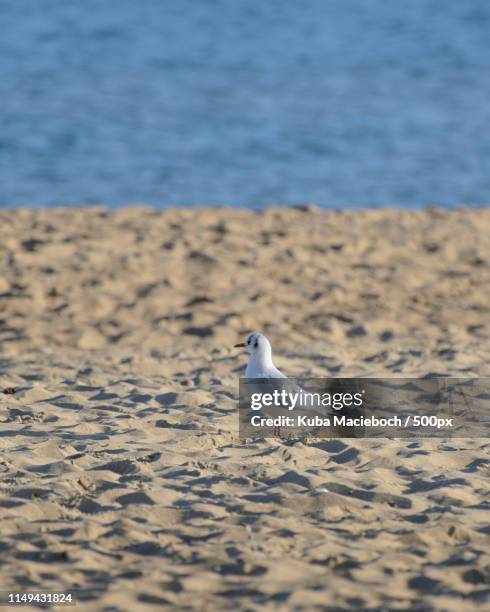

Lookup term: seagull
[234,332,331,437]
[234,333,363,440]
[234,332,289,436]
[234,332,286,378]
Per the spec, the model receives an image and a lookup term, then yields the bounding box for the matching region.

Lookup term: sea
[1,0,490,209]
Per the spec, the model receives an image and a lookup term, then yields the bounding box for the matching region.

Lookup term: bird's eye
[246,338,250,344]
[253,340,258,348]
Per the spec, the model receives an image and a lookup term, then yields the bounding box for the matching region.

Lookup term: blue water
[1,0,490,209]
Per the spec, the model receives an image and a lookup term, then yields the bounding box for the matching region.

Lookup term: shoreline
[1,202,490,212]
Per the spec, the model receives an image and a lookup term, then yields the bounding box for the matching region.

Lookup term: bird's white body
[244,335,286,378]
[235,332,330,417]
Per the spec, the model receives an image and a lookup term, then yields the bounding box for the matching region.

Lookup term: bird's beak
[234,343,246,348]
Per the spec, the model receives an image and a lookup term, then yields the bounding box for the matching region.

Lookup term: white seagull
[234,332,331,418]
[234,332,286,378]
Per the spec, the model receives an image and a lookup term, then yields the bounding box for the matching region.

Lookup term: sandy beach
[0,206,489,610]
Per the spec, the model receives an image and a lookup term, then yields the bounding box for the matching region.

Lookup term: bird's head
[234,332,271,356]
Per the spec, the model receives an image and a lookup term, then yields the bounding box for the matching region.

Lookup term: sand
[0,206,489,611]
